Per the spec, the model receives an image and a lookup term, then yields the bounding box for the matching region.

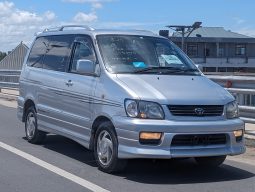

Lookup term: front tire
[195,155,226,167]
[94,122,127,173]
[25,106,46,144]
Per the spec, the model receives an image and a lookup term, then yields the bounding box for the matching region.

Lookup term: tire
[94,121,127,173]
[195,155,226,167]
[25,106,46,144]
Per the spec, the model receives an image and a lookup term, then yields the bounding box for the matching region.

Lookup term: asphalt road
[0,104,254,192]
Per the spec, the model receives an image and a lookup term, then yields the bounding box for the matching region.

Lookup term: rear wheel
[25,106,46,144]
[94,122,127,173]
[195,155,226,167]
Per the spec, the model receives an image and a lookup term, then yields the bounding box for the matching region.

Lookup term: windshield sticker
[161,54,183,65]
[132,62,147,68]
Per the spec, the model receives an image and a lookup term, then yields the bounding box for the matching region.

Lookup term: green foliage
[0,51,7,61]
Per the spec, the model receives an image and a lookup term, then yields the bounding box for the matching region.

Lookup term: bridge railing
[208,75,255,124]
[0,70,254,123]
[0,70,20,89]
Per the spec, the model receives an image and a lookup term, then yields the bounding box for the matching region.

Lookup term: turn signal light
[139,132,162,145]
[233,130,243,142]
[140,132,162,140]
[233,130,243,137]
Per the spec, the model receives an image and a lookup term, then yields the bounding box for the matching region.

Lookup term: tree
[0,51,7,62]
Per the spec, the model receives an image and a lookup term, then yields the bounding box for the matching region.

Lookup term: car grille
[168,105,224,116]
[171,134,227,146]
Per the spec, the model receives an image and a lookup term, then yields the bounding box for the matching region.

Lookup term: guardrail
[0,70,20,89]
[208,75,255,124]
[0,70,254,123]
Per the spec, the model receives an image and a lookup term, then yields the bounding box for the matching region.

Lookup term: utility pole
[165,22,202,53]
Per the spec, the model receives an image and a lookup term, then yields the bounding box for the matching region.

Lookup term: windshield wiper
[134,66,168,73]
[134,66,198,74]
[168,68,198,72]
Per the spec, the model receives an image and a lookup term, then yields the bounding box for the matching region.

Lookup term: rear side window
[27,36,49,68]
[43,35,74,72]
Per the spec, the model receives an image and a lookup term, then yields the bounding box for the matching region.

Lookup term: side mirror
[76,59,96,75]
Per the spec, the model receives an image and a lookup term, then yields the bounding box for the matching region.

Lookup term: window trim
[235,44,246,56]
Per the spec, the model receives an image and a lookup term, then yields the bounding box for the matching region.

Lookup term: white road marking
[0,141,110,192]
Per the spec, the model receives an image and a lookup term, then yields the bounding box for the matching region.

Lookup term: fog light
[139,132,162,145]
[234,130,243,142]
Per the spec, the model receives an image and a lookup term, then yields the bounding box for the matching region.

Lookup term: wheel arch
[89,116,115,150]
[22,99,36,122]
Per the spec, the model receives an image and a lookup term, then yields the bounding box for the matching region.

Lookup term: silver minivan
[17,25,245,173]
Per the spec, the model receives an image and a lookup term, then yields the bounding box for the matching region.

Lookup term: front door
[59,35,98,144]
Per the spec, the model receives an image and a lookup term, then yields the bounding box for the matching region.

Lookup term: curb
[0,93,17,101]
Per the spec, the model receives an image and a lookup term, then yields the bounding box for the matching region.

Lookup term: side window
[43,35,74,72]
[27,37,49,68]
[70,36,96,72]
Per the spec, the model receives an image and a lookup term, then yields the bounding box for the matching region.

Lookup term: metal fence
[0,70,20,89]
[0,70,254,123]
[208,75,255,124]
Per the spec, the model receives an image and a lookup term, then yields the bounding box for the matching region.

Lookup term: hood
[116,74,234,105]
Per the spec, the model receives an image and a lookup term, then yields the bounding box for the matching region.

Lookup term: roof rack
[131,29,155,35]
[43,25,94,33]
[134,29,154,33]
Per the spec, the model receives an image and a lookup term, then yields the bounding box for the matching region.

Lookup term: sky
[0,0,255,52]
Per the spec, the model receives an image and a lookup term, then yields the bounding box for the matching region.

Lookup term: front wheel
[94,122,127,173]
[195,155,226,167]
[25,106,46,144]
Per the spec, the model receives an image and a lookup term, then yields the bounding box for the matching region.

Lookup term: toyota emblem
[194,108,204,116]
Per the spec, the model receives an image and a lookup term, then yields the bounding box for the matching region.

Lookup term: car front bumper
[113,117,246,159]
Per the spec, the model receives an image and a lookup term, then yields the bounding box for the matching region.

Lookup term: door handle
[65,80,73,87]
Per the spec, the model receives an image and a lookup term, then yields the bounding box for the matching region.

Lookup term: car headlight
[125,99,138,117]
[226,101,239,119]
[125,99,164,119]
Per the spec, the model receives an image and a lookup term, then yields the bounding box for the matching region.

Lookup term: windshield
[97,35,200,75]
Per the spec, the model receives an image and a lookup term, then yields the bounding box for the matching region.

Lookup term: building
[0,42,29,71]
[169,27,255,72]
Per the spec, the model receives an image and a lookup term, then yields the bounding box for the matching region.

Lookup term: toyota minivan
[17,25,245,173]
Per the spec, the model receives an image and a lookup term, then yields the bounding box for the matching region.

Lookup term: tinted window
[27,36,49,68]
[70,36,96,72]
[43,35,74,72]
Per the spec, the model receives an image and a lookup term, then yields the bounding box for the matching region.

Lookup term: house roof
[0,42,29,70]
[172,27,251,38]
[170,27,255,43]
